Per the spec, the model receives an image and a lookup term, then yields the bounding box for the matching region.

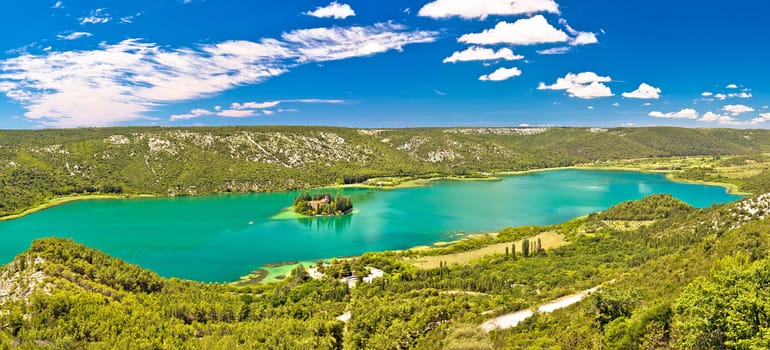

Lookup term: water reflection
[296,213,352,232]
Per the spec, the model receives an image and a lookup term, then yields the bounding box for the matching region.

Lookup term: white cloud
[537,47,570,55]
[216,109,259,118]
[565,81,613,99]
[537,72,613,99]
[478,67,522,81]
[715,93,727,100]
[80,8,111,25]
[726,84,738,89]
[569,32,598,46]
[418,0,559,20]
[622,83,661,99]
[731,92,752,99]
[459,15,569,46]
[170,108,257,120]
[282,23,436,62]
[304,2,355,19]
[722,104,755,115]
[559,18,599,46]
[701,92,713,97]
[699,111,737,124]
[57,32,92,41]
[231,101,281,110]
[612,102,620,107]
[643,102,652,106]
[587,106,594,110]
[443,46,523,63]
[538,72,611,90]
[169,108,214,121]
[649,108,698,119]
[52,1,63,9]
[170,99,347,121]
[0,24,435,127]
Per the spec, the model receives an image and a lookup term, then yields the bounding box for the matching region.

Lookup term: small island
[293,192,353,216]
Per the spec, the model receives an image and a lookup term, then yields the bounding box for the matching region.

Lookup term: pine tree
[522,239,530,258]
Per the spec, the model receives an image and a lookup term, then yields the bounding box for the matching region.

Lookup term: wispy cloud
[418,0,559,20]
[537,47,571,55]
[170,99,347,121]
[80,8,111,25]
[304,2,355,19]
[52,1,63,9]
[0,24,435,127]
[56,31,92,41]
[282,23,436,62]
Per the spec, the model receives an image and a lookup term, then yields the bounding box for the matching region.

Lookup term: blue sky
[0,0,768,129]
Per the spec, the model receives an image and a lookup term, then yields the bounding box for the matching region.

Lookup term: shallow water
[0,170,742,282]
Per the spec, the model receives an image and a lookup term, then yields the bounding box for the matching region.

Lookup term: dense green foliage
[673,254,770,348]
[3,126,770,217]
[294,192,353,216]
[742,169,770,194]
[594,194,693,221]
[0,238,349,349]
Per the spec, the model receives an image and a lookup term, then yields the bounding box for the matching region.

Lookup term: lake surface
[0,170,742,282]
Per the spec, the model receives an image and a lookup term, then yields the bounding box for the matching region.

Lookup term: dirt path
[481,286,600,332]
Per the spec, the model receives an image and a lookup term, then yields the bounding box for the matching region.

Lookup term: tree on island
[294,192,353,216]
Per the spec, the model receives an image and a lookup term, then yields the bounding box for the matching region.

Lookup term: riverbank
[324,174,502,190]
[1,156,753,222]
[0,194,156,222]
[499,163,751,196]
[234,230,503,285]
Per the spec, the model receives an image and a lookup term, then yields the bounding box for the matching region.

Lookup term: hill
[2,192,770,348]
[3,126,770,217]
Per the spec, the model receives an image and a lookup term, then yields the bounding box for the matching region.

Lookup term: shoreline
[498,164,749,196]
[0,162,751,222]
[235,230,500,285]
[321,175,502,191]
[0,194,156,222]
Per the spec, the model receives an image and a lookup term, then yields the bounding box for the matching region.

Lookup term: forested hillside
[3,126,770,217]
[2,191,770,348]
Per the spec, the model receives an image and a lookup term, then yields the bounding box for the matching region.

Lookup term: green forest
[294,192,353,216]
[3,126,770,217]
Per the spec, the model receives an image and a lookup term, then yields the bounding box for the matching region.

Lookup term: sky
[0,0,769,129]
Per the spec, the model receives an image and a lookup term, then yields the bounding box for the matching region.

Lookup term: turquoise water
[0,170,742,282]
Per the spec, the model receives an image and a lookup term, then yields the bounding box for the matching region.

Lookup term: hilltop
[3,126,770,217]
[1,191,770,348]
